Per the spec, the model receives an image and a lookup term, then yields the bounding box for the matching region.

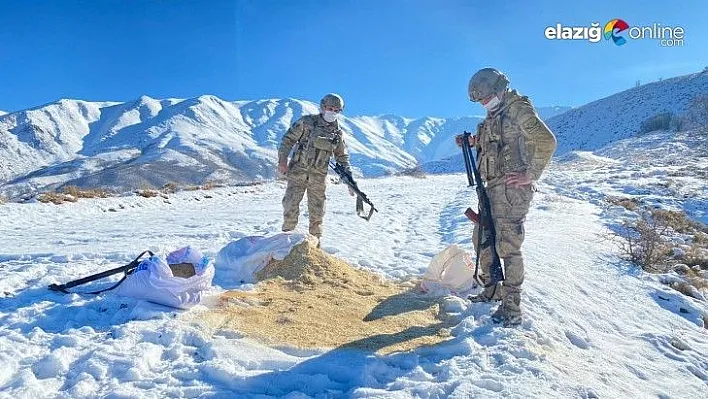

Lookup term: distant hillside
[546,71,708,154]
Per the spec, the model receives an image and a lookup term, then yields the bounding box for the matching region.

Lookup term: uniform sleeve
[278,117,307,164]
[517,105,557,181]
[332,133,352,174]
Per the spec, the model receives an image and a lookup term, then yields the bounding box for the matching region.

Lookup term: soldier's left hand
[348,186,356,197]
[505,172,532,188]
[455,134,476,147]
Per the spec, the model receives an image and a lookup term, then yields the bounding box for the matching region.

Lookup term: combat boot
[490,291,522,327]
[468,282,502,303]
[491,307,522,327]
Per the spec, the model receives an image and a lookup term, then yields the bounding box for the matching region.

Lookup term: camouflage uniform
[278,113,351,239]
[472,89,557,323]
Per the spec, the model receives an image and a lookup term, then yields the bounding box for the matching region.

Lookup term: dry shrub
[680,243,708,269]
[683,95,708,128]
[60,185,81,197]
[650,209,700,234]
[615,212,672,272]
[396,164,427,179]
[162,183,178,194]
[687,275,708,291]
[60,185,110,199]
[36,185,112,205]
[639,111,681,133]
[606,196,639,211]
[666,280,704,300]
[197,239,454,354]
[694,231,708,245]
[36,192,78,205]
[137,189,159,198]
[0,194,7,205]
[616,206,708,299]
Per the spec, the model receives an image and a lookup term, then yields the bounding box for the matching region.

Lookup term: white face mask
[323,110,338,123]
[482,95,501,111]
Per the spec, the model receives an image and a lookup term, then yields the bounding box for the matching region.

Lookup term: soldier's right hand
[278,162,288,175]
[455,134,477,147]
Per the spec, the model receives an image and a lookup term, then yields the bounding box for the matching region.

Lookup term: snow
[1,168,706,397]
[549,128,708,225]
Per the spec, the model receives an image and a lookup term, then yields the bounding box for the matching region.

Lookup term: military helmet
[320,93,344,110]
[468,68,509,102]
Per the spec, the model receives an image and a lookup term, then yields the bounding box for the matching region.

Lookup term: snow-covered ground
[549,128,708,225]
[1,168,706,398]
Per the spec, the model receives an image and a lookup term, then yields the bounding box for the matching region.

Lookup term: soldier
[459,68,557,327]
[278,93,353,247]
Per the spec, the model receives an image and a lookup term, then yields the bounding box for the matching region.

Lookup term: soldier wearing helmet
[278,93,353,246]
[459,68,557,327]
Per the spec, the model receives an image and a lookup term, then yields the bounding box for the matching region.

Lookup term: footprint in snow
[565,330,590,349]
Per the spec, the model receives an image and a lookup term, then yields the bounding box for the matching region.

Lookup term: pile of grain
[200,238,454,353]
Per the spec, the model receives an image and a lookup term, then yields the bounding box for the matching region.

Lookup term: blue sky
[0,0,706,117]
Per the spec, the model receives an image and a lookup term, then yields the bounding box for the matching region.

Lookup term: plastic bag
[166,246,210,274]
[114,247,215,309]
[420,245,477,294]
[214,231,308,286]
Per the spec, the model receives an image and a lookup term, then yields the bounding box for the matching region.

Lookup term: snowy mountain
[0,110,6,116]
[536,105,572,120]
[0,96,571,198]
[5,69,707,199]
[0,97,474,197]
[547,70,708,154]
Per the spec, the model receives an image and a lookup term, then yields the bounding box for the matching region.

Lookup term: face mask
[482,95,501,111]
[323,110,338,123]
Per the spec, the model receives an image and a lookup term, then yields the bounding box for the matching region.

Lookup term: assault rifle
[48,250,154,294]
[458,131,505,287]
[329,160,378,221]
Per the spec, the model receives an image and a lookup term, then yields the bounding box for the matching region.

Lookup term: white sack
[214,231,308,286]
[420,244,477,294]
[114,246,214,309]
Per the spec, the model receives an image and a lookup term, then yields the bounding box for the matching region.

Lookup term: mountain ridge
[3,70,707,198]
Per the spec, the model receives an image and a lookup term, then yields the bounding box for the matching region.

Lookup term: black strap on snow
[47,250,154,295]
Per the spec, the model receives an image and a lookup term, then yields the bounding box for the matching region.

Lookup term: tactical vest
[291,115,343,173]
[476,96,532,182]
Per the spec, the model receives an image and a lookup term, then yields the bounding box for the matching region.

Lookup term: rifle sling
[48,250,153,295]
[355,197,376,221]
